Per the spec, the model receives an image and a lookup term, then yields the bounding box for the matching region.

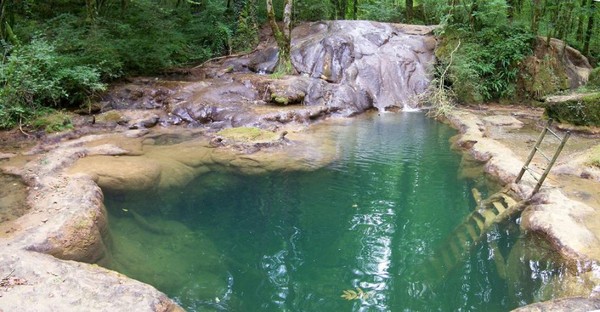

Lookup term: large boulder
[518,37,593,99]
[290,21,437,113]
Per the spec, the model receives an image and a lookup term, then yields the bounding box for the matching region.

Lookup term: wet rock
[170,80,259,128]
[0,152,16,160]
[98,21,436,129]
[512,297,600,312]
[248,46,279,73]
[518,37,593,99]
[521,189,599,262]
[291,21,436,112]
[554,145,600,183]
[68,156,162,192]
[267,76,310,105]
[104,80,176,110]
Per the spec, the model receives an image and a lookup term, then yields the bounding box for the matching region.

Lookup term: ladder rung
[535,147,552,162]
[546,128,563,141]
[493,201,506,214]
[465,224,479,241]
[525,167,540,181]
[501,194,517,207]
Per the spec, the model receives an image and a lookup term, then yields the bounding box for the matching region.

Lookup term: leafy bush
[545,93,600,126]
[438,24,534,103]
[0,38,105,128]
[358,2,402,22]
[33,0,232,78]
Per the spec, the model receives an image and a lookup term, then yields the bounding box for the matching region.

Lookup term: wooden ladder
[515,119,570,197]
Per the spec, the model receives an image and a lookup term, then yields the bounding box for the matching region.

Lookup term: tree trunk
[576,0,587,42]
[266,0,294,74]
[531,0,542,35]
[406,0,413,22]
[85,0,98,22]
[339,0,347,19]
[507,0,515,20]
[353,0,358,19]
[0,0,7,42]
[583,0,596,56]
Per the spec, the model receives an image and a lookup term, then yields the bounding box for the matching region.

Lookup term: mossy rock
[588,67,600,89]
[217,127,279,142]
[32,111,74,133]
[589,145,600,168]
[96,111,125,123]
[545,93,600,126]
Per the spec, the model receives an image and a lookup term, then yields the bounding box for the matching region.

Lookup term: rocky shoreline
[1,105,599,310]
[1,20,600,311]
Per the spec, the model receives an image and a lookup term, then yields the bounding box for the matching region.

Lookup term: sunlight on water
[104,112,565,311]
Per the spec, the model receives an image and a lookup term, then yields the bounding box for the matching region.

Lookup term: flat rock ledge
[445,110,600,311]
[0,126,335,311]
[0,134,184,312]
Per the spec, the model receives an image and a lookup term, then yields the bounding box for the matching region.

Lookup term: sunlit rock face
[164,21,437,129]
[291,21,437,113]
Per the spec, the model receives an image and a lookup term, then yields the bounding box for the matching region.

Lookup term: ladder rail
[515,119,571,197]
[515,119,552,183]
[532,131,571,195]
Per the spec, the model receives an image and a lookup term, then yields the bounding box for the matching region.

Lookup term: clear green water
[105,113,563,311]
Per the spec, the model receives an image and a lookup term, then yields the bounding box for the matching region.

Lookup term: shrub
[437,25,534,103]
[0,38,105,128]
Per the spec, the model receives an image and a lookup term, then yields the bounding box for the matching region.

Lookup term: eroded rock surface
[291,21,436,112]
[98,21,436,132]
[0,121,338,311]
[446,110,600,310]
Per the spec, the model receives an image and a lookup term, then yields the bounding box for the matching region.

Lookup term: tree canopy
[0,0,598,128]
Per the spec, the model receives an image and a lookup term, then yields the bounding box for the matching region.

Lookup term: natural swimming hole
[103,112,564,311]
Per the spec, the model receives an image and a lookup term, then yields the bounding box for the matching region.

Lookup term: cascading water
[290,21,436,113]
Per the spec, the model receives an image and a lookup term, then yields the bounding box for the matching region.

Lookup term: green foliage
[295,0,333,21]
[589,67,600,89]
[232,0,259,53]
[5,0,234,79]
[357,2,402,22]
[0,0,237,128]
[438,25,534,103]
[545,93,600,126]
[0,38,105,128]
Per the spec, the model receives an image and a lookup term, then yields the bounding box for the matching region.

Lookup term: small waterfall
[291,21,437,113]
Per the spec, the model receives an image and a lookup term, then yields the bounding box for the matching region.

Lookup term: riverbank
[445,104,600,310]
[1,104,600,310]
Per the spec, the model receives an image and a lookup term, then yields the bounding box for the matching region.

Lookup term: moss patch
[588,67,600,89]
[589,145,600,168]
[545,93,600,126]
[217,127,279,142]
[519,55,570,100]
[96,111,124,123]
[32,111,74,133]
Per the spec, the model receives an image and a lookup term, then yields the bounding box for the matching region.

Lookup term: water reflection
[104,112,570,311]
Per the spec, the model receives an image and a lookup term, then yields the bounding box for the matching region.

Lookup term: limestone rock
[512,297,600,312]
[483,115,524,128]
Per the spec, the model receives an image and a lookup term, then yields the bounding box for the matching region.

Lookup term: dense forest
[0,0,599,129]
